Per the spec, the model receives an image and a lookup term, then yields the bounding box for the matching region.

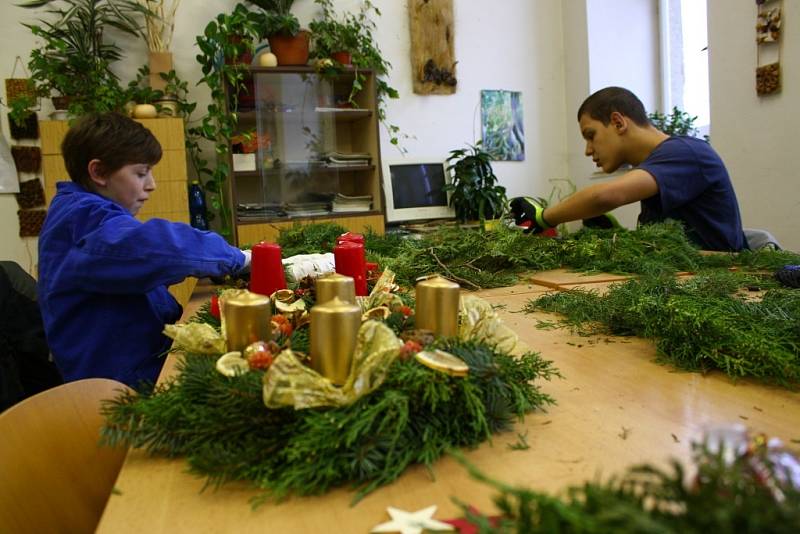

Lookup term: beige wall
[708,0,798,251]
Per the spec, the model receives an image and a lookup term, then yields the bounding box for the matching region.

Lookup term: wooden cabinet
[39,118,196,306]
[225,67,385,245]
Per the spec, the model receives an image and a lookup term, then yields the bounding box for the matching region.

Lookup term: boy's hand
[509,197,552,234]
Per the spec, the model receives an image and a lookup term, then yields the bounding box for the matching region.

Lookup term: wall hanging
[480,90,525,161]
[15,178,45,210]
[4,56,36,106]
[8,113,38,140]
[17,208,46,237]
[11,145,41,174]
[408,0,456,95]
[755,0,783,96]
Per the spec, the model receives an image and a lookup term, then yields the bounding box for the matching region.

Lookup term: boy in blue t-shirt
[38,113,252,388]
[510,87,746,251]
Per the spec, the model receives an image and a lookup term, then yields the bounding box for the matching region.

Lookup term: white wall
[0,0,568,274]
[708,0,799,251]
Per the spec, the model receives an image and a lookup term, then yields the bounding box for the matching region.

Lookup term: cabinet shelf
[237,210,382,226]
[233,164,375,178]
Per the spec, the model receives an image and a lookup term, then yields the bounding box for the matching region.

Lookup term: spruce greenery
[454,442,800,533]
[525,271,800,387]
[101,340,558,504]
[277,221,800,289]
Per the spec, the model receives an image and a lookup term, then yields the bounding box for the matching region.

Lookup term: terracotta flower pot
[331,51,352,66]
[267,31,310,66]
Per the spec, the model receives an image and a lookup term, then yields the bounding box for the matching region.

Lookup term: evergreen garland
[454,442,800,533]
[277,221,800,289]
[524,271,800,387]
[101,340,558,504]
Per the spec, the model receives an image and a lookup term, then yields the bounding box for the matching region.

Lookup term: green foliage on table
[525,270,800,387]
[17,0,150,119]
[444,142,508,224]
[101,339,558,504]
[276,222,348,257]
[454,441,800,533]
[277,220,800,291]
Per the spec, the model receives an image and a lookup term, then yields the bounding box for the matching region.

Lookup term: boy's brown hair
[61,113,162,189]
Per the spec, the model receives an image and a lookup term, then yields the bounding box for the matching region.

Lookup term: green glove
[509,197,552,234]
[582,213,621,230]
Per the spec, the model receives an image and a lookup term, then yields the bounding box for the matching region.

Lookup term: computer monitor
[382,160,455,223]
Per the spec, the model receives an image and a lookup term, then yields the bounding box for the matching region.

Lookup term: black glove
[582,213,621,230]
[509,197,552,234]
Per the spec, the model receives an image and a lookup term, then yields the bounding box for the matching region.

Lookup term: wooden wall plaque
[408,0,457,95]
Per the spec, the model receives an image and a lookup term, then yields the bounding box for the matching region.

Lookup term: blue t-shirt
[637,136,745,251]
[38,182,246,387]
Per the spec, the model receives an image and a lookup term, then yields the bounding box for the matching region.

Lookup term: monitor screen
[383,160,454,223]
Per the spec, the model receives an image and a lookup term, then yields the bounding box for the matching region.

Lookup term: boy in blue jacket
[38,113,251,388]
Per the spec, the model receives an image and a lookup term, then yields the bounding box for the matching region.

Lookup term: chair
[744,228,782,250]
[0,378,131,534]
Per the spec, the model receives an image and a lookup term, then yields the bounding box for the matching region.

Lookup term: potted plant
[443,142,508,228]
[245,0,308,66]
[18,0,150,119]
[309,12,361,65]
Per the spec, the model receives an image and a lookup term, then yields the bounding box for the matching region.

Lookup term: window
[659,0,710,135]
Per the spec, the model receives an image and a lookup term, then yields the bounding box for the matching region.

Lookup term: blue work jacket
[38,182,245,387]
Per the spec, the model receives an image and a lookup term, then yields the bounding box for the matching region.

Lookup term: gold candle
[315,272,356,304]
[223,291,272,352]
[415,275,460,336]
[310,296,361,385]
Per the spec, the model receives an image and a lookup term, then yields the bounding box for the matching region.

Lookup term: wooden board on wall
[408,0,457,95]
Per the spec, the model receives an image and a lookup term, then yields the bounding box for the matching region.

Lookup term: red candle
[249,242,287,296]
[336,232,365,246]
[334,242,367,296]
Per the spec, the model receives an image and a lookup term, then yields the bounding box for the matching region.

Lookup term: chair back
[0,378,130,534]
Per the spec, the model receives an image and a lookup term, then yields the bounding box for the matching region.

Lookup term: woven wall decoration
[11,145,41,174]
[756,0,783,96]
[15,178,45,209]
[4,57,36,104]
[17,208,46,237]
[8,113,39,140]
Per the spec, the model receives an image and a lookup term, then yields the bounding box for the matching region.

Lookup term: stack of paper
[331,193,372,213]
[321,151,371,167]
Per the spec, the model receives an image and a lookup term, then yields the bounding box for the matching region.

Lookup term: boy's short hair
[577,87,650,127]
[61,113,163,189]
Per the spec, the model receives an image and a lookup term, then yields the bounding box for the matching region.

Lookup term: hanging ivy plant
[192,3,264,237]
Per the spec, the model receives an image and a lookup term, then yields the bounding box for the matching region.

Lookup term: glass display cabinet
[226,67,385,246]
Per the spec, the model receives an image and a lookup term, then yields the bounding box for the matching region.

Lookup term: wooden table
[97,272,800,533]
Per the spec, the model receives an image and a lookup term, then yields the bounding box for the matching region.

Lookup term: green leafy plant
[649,106,701,137]
[245,0,299,37]
[17,0,150,118]
[444,142,508,225]
[308,12,360,61]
